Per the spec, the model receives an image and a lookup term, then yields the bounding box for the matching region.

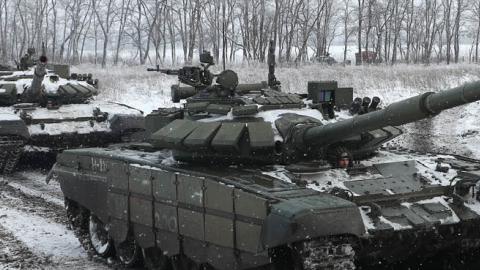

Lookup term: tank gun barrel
[24,55,48,101]
[170,82,268,102]
[147,65,179,75]
[303,81,480,146]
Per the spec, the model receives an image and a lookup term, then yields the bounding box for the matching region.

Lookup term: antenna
[267,40,280,91]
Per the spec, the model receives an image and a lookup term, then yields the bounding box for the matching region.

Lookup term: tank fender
[0,118,30,139]
[262,194,364,248]
[109,114,145,135]
[45,163,58,184]
[54,153,130,244]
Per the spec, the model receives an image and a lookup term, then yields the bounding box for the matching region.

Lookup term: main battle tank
[0,55,144,174]
[49,45,480,269]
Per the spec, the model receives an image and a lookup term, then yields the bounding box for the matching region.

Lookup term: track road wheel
[0,136,24,174]
[115,235,143,267]
[65,199,80,224]
[88,215,114,258]
[293,237,356,270]
[142,247,172,270]
[65,198,94,252]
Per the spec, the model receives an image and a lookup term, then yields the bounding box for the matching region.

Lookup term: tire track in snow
[0,173,109,270]
[0,224,51,270]
[6,171,64,206]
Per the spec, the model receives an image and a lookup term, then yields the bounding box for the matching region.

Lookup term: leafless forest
[1,0,480,67]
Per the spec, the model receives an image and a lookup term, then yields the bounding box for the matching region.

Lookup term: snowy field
[1,63,480,269]
[74,62,480,157]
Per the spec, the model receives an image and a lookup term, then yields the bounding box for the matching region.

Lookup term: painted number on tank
[91,157,108,172]
[157,212,177,232]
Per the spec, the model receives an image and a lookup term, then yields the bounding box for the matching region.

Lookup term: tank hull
[50,146,480,269]
[0,102,144,174]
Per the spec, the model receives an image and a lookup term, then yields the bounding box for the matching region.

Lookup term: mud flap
[45,163,57,184]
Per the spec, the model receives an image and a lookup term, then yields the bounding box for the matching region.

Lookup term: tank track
[65,198,126,268]
[65,198,95,255]
[295,237,356,270]
[0,136,25,174]
[66,197,357,270]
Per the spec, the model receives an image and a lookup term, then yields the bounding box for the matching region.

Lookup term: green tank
[0,55,144,174]
[49,45,480,269]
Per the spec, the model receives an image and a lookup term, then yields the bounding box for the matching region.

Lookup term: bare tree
[342,0,355,64]
[0,0,478,66]
[0,0,7,60]
[473,0,480,62]
[114,0,131,65]
[92,0,115,68]
[357,0,365,64]
[453,0,465,63]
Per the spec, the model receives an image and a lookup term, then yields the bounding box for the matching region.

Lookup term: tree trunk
[357,0,364,65]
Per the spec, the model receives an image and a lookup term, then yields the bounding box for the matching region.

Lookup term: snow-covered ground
[0,172,110,270]
[76,62,480,111]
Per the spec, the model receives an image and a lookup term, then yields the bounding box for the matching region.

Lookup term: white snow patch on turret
[379,216,412,230]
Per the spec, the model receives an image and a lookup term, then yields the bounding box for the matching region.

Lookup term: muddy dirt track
[0,171,110,270]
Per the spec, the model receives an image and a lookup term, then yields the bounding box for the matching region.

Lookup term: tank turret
[148,51,270,103]
[148,80,480,165]
[146,42,480,166]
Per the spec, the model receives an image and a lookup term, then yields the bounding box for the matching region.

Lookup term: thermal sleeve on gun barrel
[303,81,480,146]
